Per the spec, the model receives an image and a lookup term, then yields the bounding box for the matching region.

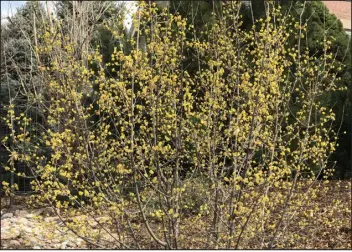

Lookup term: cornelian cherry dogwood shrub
[4,2,349,249]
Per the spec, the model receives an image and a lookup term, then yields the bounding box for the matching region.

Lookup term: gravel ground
[1,203,87,249]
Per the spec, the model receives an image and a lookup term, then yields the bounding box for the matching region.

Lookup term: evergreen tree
[54,1,126,66]
[298,1,351,178]
[1,1,47,193]
[171,0,351,178]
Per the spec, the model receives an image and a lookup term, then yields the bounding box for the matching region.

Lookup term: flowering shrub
[3,2,349,249]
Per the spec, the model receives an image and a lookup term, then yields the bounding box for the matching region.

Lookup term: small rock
[25,221,34,228]
[34,207,52,216]
[1,229,21,240]
[8,240,21,248]
[20,226,33,234]
[33,208,44,216]
[32,227,43,236]
[27,237,39,246]
[67,241,76,248]
[1,213,13,219]
[33,246,41,249]
[14,210,29,217]
[25,213,35,219]
[1,219,11,227]
[44,216,60,223]
[16,217,29,224]
[61,241,69,249]
[8,218,18,223]
[76,238,84,247]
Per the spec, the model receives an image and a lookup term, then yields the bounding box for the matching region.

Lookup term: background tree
[54,1,126,66]
[1,1,47,196]
[0,1,127,196]
[239,0,351,178]
[171,0,351,179]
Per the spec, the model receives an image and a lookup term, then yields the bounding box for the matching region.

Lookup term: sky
[1,1,56,23]
[1,1,26,20]
[0,1,136,28]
